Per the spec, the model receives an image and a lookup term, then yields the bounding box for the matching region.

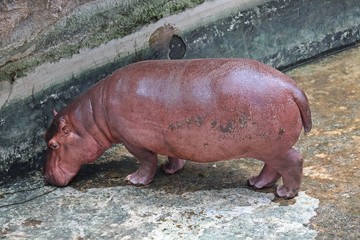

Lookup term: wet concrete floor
[1,45,360,239]
[288,45,360,239]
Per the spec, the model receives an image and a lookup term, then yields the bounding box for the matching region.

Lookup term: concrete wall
[1,0,359,181]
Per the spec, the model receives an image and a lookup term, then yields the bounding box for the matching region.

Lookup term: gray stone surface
[0,174,318,239]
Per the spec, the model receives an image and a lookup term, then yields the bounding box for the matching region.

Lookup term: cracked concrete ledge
[0,175,319,239]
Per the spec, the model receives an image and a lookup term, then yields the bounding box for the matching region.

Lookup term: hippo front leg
[124,143,158,185]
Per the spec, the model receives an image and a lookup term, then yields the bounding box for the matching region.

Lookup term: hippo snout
[44,173,74,187]
[43,169,70,187]
[43,160,74,186]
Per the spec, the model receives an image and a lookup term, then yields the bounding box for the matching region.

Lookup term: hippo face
[43,114,103,186]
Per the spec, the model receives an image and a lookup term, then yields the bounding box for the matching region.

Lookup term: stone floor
[1,45,360,239]
[289,45,360,239]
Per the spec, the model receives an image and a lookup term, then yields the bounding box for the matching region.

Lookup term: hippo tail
[292,88,312,133]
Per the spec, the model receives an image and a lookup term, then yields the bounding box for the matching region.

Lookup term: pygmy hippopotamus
[44,59,312,199]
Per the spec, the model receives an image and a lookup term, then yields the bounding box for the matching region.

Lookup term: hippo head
[43,111,104,186]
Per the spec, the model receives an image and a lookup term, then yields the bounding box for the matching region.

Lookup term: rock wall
[0,0,359,181]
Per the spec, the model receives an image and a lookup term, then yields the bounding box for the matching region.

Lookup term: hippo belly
[119,97,303,163]
[163,103,302,162]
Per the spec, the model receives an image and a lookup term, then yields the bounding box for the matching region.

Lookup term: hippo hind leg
[248,148,303,199]
[124,143,158,185]
[275,148,303,199]
[162,157,186,174]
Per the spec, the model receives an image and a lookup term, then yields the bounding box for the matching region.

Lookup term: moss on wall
[0,0,204,83]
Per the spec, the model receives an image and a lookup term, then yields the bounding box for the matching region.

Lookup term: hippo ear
[59,120,70,136]
[48,138,59,150]
[61,124,70,136]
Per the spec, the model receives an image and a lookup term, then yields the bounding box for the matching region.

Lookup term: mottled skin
[44,59,312,199]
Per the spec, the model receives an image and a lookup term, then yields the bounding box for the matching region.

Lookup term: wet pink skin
[44,59,311,198]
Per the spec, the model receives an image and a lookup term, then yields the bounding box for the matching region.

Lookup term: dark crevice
[279,41,360,72]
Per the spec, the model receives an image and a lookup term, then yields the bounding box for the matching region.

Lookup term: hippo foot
[247,176,277,189]
[162,157,186,174]
[247,163,281,189]
[125,171,154,185]
[276,185,298,199]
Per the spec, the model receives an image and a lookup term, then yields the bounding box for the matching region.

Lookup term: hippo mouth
[44,166,74,186]
[43,159,77,187]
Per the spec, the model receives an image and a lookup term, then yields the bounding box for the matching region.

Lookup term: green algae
[0,0,205,83]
